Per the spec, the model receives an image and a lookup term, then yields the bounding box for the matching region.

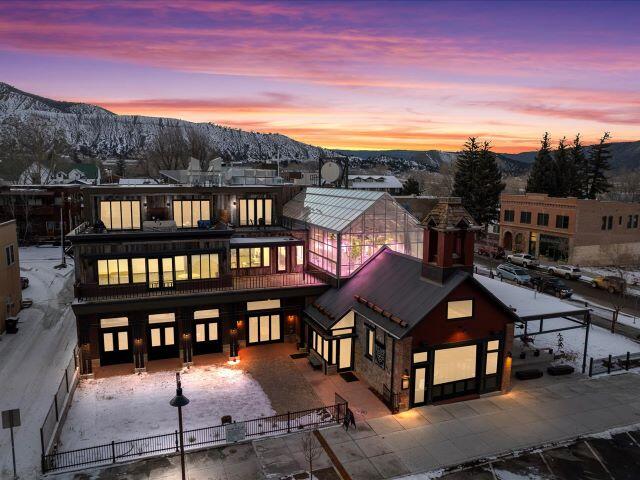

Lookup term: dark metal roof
[305,248,469,338]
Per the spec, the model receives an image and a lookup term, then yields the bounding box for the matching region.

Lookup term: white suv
[548,265,581,280]
[506,253,539,268]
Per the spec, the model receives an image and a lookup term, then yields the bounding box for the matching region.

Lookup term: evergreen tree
[586,132,612,199]
[401,176,421,195]
[453,137,481,217]
[474,141,505,225]
[115,157,126,178]
[569,134,588,198]
[553,137,572,197]
[526,133,557,195]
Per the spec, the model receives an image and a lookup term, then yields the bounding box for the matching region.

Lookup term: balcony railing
[75,272,327,301]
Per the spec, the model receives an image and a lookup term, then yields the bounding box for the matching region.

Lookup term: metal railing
[40,347,80,463]
[588,351,640,377]
[42,402,346,473]
[76,272,326,300]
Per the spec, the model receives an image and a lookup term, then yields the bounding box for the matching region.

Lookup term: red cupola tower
[421,197,480,284]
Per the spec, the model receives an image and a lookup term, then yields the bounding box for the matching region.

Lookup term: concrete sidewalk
[319,372,640,480]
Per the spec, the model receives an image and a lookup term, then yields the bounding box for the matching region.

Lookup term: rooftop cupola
[421,197,481,283]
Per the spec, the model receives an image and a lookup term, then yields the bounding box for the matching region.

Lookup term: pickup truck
[506,253,539,268]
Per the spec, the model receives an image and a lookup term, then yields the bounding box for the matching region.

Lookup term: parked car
[506,253,539,268]
[476,244,505,259]
[590,276,626,294]
[496,264,532,285]
[20,276,29,289]
[548,265,581,280]
[531,275,573,298]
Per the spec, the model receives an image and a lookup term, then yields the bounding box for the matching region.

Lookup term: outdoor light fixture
[170,372,189,480]
[401,370,410,390]
[229,328,239,363]
[506,351,512,358]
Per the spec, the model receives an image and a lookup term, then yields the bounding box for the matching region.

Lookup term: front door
[100,327,131,365]
[411,365,429,407]
[247,314,281,345]
[147,323,178,360]
[193,320,221,354]
[337,337,353,371]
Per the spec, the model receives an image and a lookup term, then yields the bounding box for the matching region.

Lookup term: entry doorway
[193,309,221,355]
[337,337,353,371]
[147,313,179,360]
[248,314,281,345]
[99,317,131,365]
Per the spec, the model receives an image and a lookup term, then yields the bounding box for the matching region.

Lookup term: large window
[601,215,613,230]
[503,210,515,222]
[100,201,141,230]
[230,248,269,269]
[5,244,15,266]
[173,200,210,228]
[555,215,569,229]
[520,211,532,224]
[191,254,220,279]
[277,246,287,271]
[537,213,549,226]
[433,345,477,385]
[131,258,146,283]
[447,300,473,319]
[296,245,304,265]
[238,198,273,226]
[98,259,129,285]
[485,340,500,375]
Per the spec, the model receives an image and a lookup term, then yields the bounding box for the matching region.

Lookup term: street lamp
[170,372,190,480]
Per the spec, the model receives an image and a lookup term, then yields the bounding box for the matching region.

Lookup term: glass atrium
[283,188,423,278]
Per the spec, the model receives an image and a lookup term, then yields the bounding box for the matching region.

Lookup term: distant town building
[347,174,403,194]
[500,193,640,265]
[160,157,284,186]
[0,220,21,333]
[18,162,101,185]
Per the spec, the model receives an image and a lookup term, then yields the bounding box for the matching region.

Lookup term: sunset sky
[1,0,638,152]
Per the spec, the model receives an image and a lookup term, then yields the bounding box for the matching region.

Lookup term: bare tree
[604,244,629,333]
[186,126,212,167]
[145,123,189,173]
[301,430,323,479]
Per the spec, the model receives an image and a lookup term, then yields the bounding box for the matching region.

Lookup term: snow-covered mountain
[0,82,326,161]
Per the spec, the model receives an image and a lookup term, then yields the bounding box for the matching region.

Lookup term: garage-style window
[100,200,141,230]
[173,200,210,228]
[447,300,473,319]
[191,254,220,279]
[238,198,273,226]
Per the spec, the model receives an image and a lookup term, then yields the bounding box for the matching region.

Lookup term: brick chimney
[421,197,480,283]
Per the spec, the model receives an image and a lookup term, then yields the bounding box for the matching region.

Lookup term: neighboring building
[118,178,160,186]
[0,220,22,333]
[304,199,518,408]
[394,195,439,221]
[0,185,83,241]
[499,193,640,265]
[160,158,284,186]
[347,175,403,194]
[18,162,101,185]
[282,171,319,186]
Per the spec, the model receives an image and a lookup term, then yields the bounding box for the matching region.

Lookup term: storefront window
[173,200,210,228]
[238,198,273,226]
[433,345,477,385]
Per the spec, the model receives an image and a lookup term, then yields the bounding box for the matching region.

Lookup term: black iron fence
[40,347,79,461]
[42,402,346,473]
[588,351,640,377]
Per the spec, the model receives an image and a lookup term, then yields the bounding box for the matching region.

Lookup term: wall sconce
[134,338,142,346]
[401,370,410,390]
[236,320,244,329]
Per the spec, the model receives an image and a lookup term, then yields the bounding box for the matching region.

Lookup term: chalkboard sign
[225,422,246,443]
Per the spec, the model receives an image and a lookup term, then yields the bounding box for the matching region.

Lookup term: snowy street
[0,246,77,479]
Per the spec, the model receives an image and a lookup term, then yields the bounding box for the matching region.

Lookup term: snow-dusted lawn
[58,365,276,451]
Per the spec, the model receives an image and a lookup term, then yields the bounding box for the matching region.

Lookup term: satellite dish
[321,161,341,183]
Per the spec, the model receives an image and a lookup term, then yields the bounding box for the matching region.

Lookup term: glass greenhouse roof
[283,187,385,233]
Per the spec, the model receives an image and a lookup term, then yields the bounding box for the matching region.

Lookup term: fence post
[40,428,46,473]
[111,441,116,463]
[589,357,594,377]
[175,430,179,452]
[65,368,69,392]
[287,411,291,433]
[54,395,59,422]
[626,352,631,371]
[607,354,612,374]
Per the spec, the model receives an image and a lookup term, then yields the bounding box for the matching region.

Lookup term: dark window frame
[503,210,515,222]
[537,213,549,226]
[520,211,532,224]
[555,215,569,229]
[364,324,375,360]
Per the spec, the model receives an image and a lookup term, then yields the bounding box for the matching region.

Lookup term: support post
[626,352,630,371]
[54,395,59,422]
[111,440,116,463]
[287,411,291,433]
[582,313,591,374]
[10,425,16,479]
[607,354,612,374]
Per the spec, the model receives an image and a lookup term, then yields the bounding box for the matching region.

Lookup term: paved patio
[319,372,640,480]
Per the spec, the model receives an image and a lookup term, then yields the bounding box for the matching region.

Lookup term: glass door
[162,258,174,288]
[147,313,179,360]
[147,258,175,289]
[99,317,131,366]
[338,337,353,371]
[247,314,281,345]
[411,351,429,407]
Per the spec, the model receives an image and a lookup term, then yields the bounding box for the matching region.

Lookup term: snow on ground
[515,317,640,368]
[570,294,640,329]
[0,246,76,479]
[58,365,276,451]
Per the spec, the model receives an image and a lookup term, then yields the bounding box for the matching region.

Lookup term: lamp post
[170,372,189,480]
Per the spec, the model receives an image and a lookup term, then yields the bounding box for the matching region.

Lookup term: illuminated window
[230,249,237,269]
[277,246,286,271]
[413,352,428,363]
[131,258,146,283]
[365,325,375,358]
[230,247,269,269]
[262,247,270,267]
[433,345,477,385]
[191,254,220,279]
[296,245,304,265]
[447,300,473,319]
[239,248,251,268]
[250,248,262,267]
[238,198,273,226]
[486,340,500,375]
[174,256,188,281]
[97,259,130,285]
[100,201,141,230]
[173,200,210,228]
